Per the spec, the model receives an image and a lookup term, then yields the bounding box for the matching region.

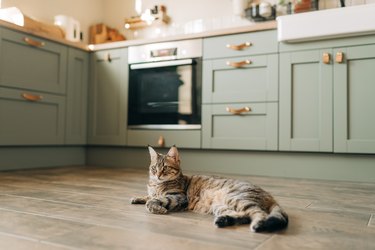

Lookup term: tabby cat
[131,146,288,232]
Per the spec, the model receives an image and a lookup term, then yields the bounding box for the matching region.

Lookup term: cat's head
[148,145,182,182]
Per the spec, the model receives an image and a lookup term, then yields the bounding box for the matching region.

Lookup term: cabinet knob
[226,60,251,68]
[105,53,112,62]
[226,106,251,115]
[21,93,43,102]
[158,136,165,147]
[336,52,344,63]
[226,42,252,51]
[322,53,330,64]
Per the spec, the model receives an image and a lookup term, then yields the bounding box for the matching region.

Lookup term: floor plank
[0,166,374,249]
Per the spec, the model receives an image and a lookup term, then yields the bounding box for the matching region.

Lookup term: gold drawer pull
[23,37,45,47]
[226,106,251,115]
[158,135,165,147]
[336,52,344,63]
[21,93,43,102]
[226,60,251,68]
[226,42,252,51]
[322,52,330,64]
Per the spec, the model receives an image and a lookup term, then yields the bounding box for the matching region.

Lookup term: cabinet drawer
[0,28,67,94]
[203,30,277,59]
[202,103,278,150]
[203,54,278,103]
[127,129,201,149]
[0,87,65,145]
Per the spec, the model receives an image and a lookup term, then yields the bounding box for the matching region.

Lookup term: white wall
[2,0,104,42]
[2,0,375,42]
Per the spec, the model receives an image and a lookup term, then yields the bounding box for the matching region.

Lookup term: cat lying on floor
[131,146,288,232]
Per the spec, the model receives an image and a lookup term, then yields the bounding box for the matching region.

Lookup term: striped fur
[131,146,288,232]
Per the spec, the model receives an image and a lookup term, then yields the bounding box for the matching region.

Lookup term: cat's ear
[148,145,158,163]
[167,145,180,162]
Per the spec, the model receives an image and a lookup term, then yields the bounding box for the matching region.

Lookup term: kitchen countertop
[0,19,88,51]
[90,21,277,51]
[0,19,277,51]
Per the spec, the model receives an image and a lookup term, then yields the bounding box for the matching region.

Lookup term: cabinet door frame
[0,28,67,95]
[334,45,375,153]
[203,54,278,103]
[88,48,128,145]
[0,87,65,145]
[65,48,88,145]
[202,102,278,150]
[279,49,333,152]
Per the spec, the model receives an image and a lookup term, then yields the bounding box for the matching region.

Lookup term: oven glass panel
[128,60,201,127]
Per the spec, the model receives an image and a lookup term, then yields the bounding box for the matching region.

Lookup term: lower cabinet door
[0,87,65,145]
[127,129,201,149]
[202,103,278,150]
[334,45,375,153]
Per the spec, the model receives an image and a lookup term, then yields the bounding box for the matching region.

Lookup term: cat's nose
[157,172,162,180]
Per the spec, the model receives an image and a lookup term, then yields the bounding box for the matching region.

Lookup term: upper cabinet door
[0,28,67,95]
[334,45,375,153]
[88,48,128,145]
[279,49,333,152]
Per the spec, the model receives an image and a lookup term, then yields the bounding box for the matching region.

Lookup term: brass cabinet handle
[322,52,331,64]
[226,106,251,115]
[226,42,252,51]
[21,93,43,102]
[158,135,165,147]
[226,60,251,68]
[336,52,344,63]
[23,37,45,47]
[105,53,112,62]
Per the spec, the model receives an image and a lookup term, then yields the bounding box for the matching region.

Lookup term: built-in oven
[128,39,202,130]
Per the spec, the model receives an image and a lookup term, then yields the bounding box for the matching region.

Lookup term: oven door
[128,58,201,129]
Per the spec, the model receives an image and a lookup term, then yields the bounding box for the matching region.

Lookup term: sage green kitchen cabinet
[0,27,68,145]
[334,44,375,153]
[279,49,333,152]
[0,28,67,95]
[202,103,278,150]
[202,30,279,150]
[279,36,375,154]
[203,54,278,103]
[0,87,65,145]
[88,48,128,145]
[127,130,201,149]
[203,30,278,59]
[65,48,88,145]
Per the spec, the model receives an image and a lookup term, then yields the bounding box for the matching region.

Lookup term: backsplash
[107,0,375,40]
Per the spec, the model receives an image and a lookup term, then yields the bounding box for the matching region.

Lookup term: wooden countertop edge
[0,19,89,51]
[0,19,277,52]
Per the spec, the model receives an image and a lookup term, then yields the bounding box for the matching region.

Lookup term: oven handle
[130,59,194,70]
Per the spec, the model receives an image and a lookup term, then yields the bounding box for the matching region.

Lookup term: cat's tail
[256,204,289,232]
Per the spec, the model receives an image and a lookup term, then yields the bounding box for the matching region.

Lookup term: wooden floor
[0,166,374,250]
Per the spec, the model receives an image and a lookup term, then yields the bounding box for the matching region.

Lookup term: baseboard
[87,146,375,182]
[0,146,86,171]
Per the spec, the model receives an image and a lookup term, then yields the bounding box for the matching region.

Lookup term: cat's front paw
[146,199,168,214]
[130,196,147,204]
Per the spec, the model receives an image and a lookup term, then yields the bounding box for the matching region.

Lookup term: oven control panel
[128,39,202,64]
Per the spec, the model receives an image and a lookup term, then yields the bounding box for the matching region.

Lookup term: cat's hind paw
[214,216,236,228]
